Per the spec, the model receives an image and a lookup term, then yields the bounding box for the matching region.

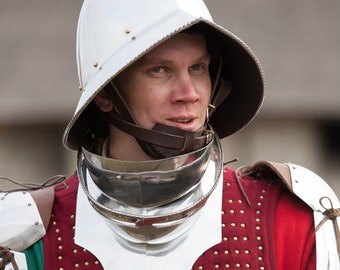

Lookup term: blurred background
[0,0,339,195]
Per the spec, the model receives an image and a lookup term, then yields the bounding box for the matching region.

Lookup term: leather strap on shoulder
[236,160,293,191]
[29,186,55,230]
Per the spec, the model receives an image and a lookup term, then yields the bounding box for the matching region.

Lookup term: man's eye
[151,66,165,73]
[190,64,204,71]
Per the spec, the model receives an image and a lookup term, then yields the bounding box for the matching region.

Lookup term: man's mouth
[166,117,198,131]
[172,119,193,123]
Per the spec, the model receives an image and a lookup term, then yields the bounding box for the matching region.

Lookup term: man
[1,1,339,269]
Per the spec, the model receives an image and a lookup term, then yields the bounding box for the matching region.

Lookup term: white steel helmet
[63,0,265,155]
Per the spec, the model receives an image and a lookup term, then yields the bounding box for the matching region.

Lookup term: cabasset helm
[63,0,264,156]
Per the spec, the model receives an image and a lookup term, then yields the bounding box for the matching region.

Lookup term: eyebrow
[137,53,211,66]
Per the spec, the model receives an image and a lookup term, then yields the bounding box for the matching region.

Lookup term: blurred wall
[1,0,339,195]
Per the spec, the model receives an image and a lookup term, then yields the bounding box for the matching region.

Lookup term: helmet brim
[63,19,264,150]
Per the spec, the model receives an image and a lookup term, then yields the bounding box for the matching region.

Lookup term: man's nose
[170,73,200,103]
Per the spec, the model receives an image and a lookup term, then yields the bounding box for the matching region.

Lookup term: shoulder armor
[243,160,340,270]
[287,163,340,270]
[0,184,55,251]
[0,191,46,251]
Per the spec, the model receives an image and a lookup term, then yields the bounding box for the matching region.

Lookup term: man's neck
[108,125,152,161]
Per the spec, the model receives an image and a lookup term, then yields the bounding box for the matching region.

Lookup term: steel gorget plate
[77,135,223,251]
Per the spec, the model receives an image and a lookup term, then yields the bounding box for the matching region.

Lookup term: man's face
[114,33,212,133]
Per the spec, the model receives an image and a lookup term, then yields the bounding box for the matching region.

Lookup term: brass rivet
[93,62,98,68]
[125,28,131,34]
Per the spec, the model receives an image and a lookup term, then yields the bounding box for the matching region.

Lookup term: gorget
[74,163,223,270]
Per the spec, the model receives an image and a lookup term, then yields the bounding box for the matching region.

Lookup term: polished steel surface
[77,135,223,252]
[82,139,213,208]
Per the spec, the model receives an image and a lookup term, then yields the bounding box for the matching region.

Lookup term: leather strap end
[29,186,55,230]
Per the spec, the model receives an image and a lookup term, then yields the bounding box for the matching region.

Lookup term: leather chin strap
[103,82,214,159]
[101,49,232,158]
[101,50,231,159]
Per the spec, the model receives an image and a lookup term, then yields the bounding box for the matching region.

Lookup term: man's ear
[94,90,114,112]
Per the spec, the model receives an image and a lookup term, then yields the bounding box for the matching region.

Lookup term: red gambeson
[42,168,316,269]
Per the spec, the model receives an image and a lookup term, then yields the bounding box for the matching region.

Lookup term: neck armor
[77,134,223,253]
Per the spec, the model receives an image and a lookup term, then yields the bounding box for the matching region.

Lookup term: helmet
[63,0,265,153]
